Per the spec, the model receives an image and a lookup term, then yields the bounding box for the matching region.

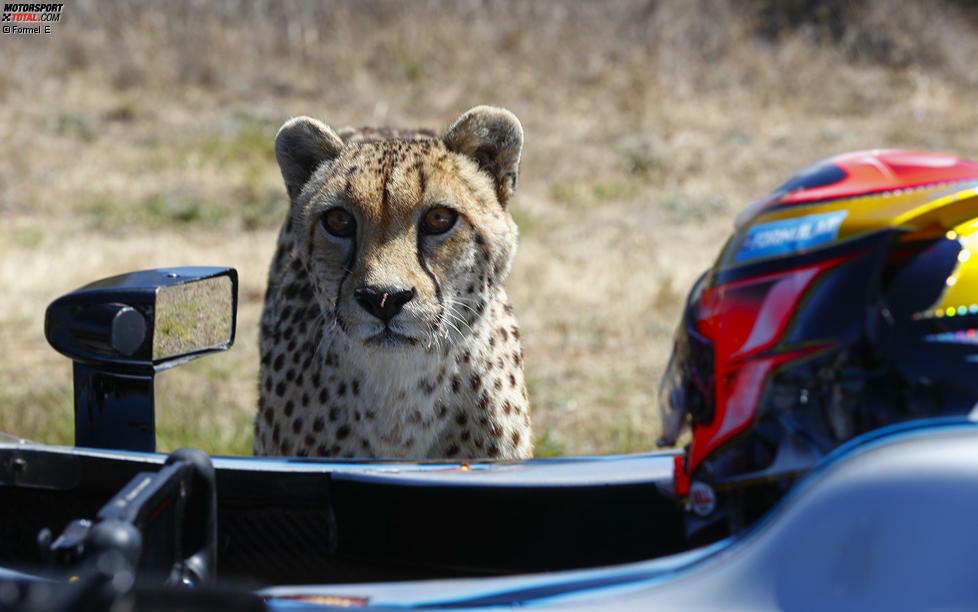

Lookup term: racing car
[1,149,977,610]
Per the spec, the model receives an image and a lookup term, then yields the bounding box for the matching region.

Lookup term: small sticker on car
[689,481,717,517]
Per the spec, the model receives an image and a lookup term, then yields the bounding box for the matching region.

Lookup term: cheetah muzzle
[255,106,532,460]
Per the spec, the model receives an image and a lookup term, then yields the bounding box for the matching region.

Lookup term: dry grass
[2,0,978,456]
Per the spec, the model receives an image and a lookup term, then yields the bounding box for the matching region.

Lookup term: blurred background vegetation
[2,0,978,456]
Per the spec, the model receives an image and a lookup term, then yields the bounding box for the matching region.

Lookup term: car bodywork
[2,420,976,609]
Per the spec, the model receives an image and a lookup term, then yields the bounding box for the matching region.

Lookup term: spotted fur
[255,106,532,459]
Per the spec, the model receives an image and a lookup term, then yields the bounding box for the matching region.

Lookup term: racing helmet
[659,150,978,520]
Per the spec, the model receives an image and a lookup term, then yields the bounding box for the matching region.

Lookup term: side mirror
[45,267,238,452]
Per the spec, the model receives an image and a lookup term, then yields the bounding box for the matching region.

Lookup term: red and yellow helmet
[659,150,978,508]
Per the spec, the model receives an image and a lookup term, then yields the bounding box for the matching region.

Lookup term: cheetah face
[274,107,523,356]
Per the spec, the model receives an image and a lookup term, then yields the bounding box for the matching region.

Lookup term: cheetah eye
[421,207,458,235]
[321,208,356,238]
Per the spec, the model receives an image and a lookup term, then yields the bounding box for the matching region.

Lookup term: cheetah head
[274,106,523,358]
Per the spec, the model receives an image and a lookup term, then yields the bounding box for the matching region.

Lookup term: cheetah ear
[275,116,345,200]
[443,106,523,207]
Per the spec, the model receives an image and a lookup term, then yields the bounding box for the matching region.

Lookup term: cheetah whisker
[443,301,475,335]
[449,303,480,318]
[450,295,483,306]
[441,315,466,343]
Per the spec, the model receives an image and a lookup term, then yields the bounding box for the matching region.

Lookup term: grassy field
[2,0,978,457]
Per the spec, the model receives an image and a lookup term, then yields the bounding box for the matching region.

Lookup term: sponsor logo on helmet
[736,210,848,263]
[689,481,717,517]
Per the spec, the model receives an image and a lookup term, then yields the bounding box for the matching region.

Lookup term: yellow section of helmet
[891,186,978,240]
[739,183,978,315]
[953,217,978,238]
[749,183,978,244]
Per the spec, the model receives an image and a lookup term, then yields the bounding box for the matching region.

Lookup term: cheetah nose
[354,286,416,322]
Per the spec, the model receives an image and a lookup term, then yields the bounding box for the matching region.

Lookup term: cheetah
[255,106,532,460]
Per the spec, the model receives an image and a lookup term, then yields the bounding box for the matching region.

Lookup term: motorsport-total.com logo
[2,3,63,35]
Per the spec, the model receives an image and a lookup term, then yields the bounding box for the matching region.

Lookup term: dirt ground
[2,0,977,456]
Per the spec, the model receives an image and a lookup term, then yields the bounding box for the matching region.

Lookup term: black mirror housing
[45,267,238,452]
[46,267,237,373]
